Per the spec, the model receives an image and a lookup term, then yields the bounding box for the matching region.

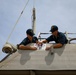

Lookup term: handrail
[69,38,76,44]
[37,32,76,43]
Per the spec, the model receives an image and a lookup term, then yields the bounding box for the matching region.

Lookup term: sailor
[40,25,68,50]
[17,29,39,50]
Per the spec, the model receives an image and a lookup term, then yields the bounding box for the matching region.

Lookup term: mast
[32,7,36,34]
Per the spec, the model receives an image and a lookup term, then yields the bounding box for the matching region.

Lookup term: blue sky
[0,0,76,59]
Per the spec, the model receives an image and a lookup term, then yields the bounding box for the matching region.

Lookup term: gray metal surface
[0,44,76,70]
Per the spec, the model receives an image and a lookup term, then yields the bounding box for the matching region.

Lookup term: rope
[6,0,30,43]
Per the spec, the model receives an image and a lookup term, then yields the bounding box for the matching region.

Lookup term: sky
[0,0,76,59]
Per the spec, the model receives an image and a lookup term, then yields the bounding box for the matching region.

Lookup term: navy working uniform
[46,32,68,45]
[17,29,38,49]
[19,36,38,46]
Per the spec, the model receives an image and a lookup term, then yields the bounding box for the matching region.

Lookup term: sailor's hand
[45,46,51,50]
[37,42,43,46]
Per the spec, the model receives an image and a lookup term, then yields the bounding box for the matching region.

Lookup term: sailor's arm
[53,43,63,48]
[45,43,63,50]
[18,45,37,50]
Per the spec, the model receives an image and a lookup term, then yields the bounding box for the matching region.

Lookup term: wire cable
[6,0,30,43]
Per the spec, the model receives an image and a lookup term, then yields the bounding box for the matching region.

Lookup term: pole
[32,7,36,34]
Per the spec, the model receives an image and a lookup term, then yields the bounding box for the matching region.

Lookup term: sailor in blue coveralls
[41,25,68,50]
[17,29,38,50]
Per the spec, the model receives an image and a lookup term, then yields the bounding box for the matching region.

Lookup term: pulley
[2,42,17,54]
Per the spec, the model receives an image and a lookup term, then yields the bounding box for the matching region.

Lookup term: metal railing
[37,32,76,44]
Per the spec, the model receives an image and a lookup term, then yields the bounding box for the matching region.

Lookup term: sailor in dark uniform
[17,29,38,50]
[41,25,68,50]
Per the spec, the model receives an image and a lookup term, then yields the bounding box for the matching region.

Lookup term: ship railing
[37,32,76,44]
